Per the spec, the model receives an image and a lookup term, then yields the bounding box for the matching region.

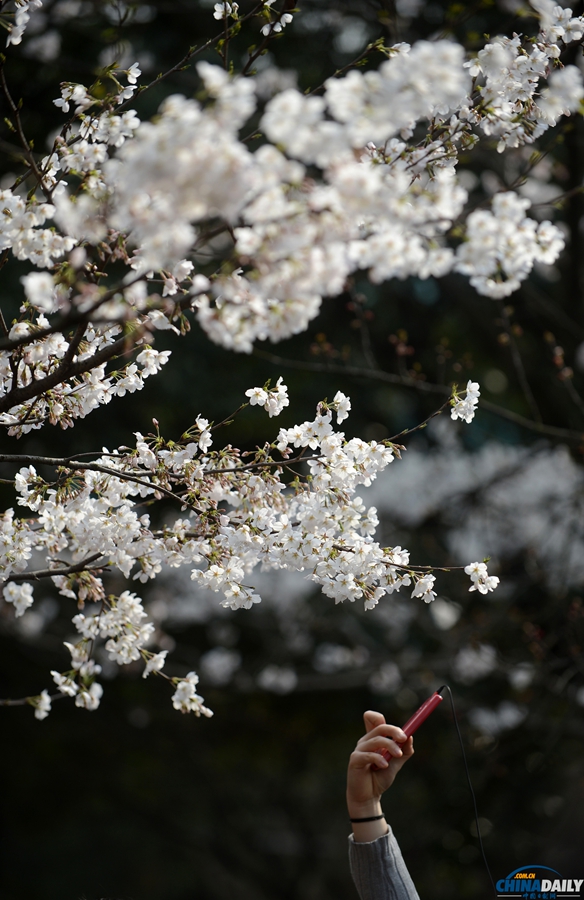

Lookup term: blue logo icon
[496,866,583,898]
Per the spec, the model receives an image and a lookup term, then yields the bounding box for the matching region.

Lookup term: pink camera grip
[371,687,444,770]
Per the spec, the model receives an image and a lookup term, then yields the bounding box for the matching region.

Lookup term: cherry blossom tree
[0,0,582,721]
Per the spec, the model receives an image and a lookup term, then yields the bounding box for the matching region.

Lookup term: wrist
[346,797,383,820]
[348,799,388,843]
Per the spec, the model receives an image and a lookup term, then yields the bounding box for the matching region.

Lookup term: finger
[357,735,405,758]
[357,723,407,745]
[349,749,389,770]
[363,710,386,733]
[400,736,415,759]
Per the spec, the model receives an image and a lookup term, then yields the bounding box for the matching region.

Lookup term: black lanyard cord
[441,684,497,897]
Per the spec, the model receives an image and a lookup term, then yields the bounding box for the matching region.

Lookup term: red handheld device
[372,685,445,769]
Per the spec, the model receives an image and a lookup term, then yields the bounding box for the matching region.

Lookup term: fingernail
[398,731,407,740]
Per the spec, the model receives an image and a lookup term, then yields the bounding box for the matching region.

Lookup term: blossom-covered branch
[1,0,581,721]
[0,381,495,718]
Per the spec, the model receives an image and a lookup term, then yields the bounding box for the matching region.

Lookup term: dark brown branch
[253,350,584,443]
[498,302,542,423]
[0,453,204,516]
[0,693,66,708]
[205,454,323,475]
[6,553,104,584]
[0,274,145,353]
[0,327,145,414]
[0,453,96,466]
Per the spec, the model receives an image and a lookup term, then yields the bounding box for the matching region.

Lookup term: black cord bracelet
[349,813,386,823]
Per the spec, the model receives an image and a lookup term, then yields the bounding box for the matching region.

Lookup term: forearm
[348,828,420,900]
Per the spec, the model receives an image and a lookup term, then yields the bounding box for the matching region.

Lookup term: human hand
[346,710,414,841]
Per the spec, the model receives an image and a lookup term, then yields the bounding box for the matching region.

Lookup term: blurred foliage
[1,1,584,898]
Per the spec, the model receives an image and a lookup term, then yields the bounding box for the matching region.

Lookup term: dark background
[1,1,584,898]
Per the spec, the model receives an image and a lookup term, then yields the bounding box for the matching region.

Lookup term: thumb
[363,709,386,733]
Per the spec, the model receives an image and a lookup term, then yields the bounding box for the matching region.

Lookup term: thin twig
[209,403,247,432]
[529,185,584,209]
[0,63,45,187]
[305,40,381,97]
[116,3,266,112]
[562,377,584,421]
[331,543,466,572]
[352,293,378,370]
[498,302,542,423]
[0,693,67,708]
[253,350,584,443]
[241,32,273,77]
[521,281,584,339]
[205,454,323,475]
[75,460,205,513]
[386,397,451,442]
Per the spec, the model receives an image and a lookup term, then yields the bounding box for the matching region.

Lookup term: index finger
[363,709,386,733]
[357,723,408,747]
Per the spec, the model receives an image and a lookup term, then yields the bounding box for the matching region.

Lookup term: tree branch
[253,350,584,443]
[0,326,145,415]
[116,2,266,112]
[6,553,105,584]
[0,273,146,353]
[0,454,204,516]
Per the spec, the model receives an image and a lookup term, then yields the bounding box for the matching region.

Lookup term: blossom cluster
[0,310,171,437]
[4,0,43,47]
[0,189,75,268]
[468,9,584,152]
[245,376,289,417]
[465,561,501,595]
[46,589,210,716]
[455,193,565,298]
[0,5,576,380]
[1,381,498,718]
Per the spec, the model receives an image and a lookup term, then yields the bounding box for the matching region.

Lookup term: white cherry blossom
[451,381,481,424]
[34,690,51,720]
[465,561,500,594]
[3,581,34,617]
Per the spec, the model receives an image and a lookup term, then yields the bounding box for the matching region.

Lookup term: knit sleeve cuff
[348,828,420,900]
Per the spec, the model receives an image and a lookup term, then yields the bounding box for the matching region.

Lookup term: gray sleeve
[348,828,420,900]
